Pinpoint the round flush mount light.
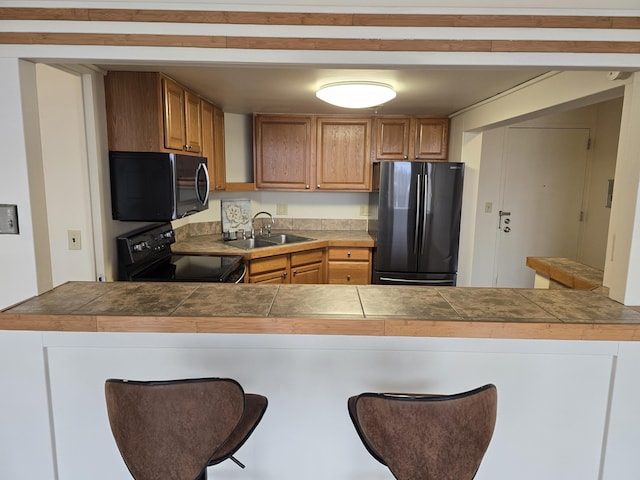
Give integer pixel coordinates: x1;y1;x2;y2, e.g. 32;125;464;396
315;82;397;109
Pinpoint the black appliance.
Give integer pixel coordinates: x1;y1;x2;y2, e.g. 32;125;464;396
369;161;464;286
117;223;244;283
109;151;209;221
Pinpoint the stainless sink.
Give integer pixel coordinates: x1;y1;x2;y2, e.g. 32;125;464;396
262;233;314;245
225;238;278;250
224;233;314;249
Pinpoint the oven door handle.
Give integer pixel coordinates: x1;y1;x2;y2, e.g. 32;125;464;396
196;162;210;206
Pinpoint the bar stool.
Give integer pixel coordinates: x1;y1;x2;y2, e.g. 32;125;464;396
348;384;497;480
105;377;267;480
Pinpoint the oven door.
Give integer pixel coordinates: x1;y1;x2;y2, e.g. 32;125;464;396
131;255;243;283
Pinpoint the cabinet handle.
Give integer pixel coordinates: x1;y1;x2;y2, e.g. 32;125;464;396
317;184;320;189
403;155;408;159
347;251;351;257
293;270;297;276
305;185;310;189
283;271;287;277
215;185;223;190
347;274;351;281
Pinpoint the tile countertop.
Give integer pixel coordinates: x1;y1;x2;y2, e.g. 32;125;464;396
3;282;640;341
526;256;604;291
170;230;375;259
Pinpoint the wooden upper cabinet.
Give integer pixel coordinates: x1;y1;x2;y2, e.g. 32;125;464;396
375;117;411;160
184;91;202;154
316;116;371;191
105;71;165;152
162;77;186;151
201;100;227;191
105;71;206;156
212;105;227;191
254;114;313;190
414;117;449;160
374;116;449;161
162;77;202;153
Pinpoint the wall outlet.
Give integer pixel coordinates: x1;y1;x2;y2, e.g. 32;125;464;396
360;205;369;216
276;204;288;215
68;230;82;250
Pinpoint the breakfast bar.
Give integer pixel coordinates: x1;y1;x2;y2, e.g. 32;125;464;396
2;283;640;480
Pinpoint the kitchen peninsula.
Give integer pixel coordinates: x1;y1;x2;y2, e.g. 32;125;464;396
2;283;640;480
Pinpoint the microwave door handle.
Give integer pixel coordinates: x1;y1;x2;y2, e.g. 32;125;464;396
196;162;210;206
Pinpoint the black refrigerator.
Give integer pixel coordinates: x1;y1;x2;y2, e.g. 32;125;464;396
369;161;464;286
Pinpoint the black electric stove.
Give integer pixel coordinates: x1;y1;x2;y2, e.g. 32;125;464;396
116;223;244;283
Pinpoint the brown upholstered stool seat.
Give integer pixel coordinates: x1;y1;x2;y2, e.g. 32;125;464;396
105;377;267;480
348;384;497;480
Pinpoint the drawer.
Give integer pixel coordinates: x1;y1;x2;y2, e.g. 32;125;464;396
328;247;370;262
291;248;323;268
249;254;288;276
328;262;370;284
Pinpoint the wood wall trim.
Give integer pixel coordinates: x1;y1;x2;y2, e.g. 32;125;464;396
0;8;639;29
1;32;639;54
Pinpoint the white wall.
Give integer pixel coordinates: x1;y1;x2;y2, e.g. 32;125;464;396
36;64;96;286
579;98;623;269
463;101;622;285
0;59;51;308
451;71;640;303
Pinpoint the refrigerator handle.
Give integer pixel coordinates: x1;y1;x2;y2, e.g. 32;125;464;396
414;174;421;254
420;173;428;254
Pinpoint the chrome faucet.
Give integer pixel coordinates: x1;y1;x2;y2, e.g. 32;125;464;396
251;211;275;238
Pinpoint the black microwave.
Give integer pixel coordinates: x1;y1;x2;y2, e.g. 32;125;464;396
109;151;209;221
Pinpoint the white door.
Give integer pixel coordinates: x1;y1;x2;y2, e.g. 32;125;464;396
495;127;590;287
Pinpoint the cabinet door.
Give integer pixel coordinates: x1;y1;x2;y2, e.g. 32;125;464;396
375;117;411;160
291;249;325;284
291;262;323;284
328;262;371;284
162;77;186;151
255;115;313;190
201;100;226;191
184;91;202;153
316;117;371;191
414;117;449;160
212;106;227;191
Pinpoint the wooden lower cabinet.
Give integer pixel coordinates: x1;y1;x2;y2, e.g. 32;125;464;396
248;247;369;284
290;249;324;284
248;248;325;284
327;247;371;284
248;255;289;284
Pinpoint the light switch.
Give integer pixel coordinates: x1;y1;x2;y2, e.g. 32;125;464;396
0;204;19;234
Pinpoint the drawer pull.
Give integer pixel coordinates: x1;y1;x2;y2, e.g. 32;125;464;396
347;251;351;257
347;274;351;281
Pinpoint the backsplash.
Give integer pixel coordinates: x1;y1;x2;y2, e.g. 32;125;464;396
174;218;367;242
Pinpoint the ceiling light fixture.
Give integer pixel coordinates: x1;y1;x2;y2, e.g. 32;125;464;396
316;82;396;109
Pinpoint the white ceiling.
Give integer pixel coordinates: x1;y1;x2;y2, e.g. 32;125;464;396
98;63;549;116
